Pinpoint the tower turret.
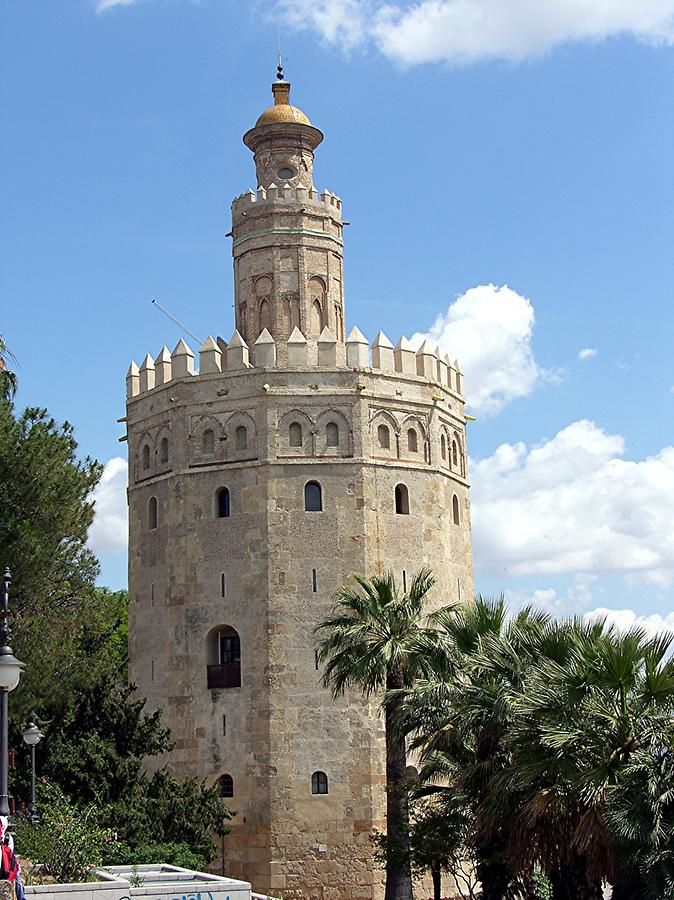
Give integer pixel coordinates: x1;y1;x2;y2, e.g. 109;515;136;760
233;68;345;356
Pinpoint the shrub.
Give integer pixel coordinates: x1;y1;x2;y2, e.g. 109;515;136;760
15;785;112;884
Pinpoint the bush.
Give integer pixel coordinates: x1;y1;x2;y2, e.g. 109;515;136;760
15;785;112;884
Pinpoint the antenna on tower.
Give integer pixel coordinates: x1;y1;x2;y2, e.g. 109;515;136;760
150;298;202;345
277;25;284;80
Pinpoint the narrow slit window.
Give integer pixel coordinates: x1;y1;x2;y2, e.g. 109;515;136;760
148;496;158;530
160;436;169;464
407;429;418;453
142;444;151;470
314;649;320;671
402;570;407;592
222;715;227;736
221;573;226;598
151;583;155;607
289;422;303;448
453;494;460;525
151;659;155;682
217;487;231;518
394;484;409;516
312;568;317;593
452;441;459;467
326;422;339;447
441;434;447;460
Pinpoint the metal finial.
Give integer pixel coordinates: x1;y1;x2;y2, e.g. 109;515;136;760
277;63;284;81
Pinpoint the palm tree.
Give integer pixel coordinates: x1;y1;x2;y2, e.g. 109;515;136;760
0;335;17;398
401;598;555;900
315;568;449;900
501;622;674;900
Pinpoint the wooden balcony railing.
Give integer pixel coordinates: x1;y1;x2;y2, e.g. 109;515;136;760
207;662;241;689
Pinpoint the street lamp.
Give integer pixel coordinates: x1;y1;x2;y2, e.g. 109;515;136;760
0;569;24;820
21;716;43;822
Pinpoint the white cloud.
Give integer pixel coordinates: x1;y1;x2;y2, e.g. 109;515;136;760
506;576;596;616
471;420;674;584
274;0;674;65
95;0;138;12
584;606;674;639
88;457;128;555
411;283;542;416
579;347;598;360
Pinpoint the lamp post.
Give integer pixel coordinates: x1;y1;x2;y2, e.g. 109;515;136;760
21;716;43;822
0;569;25;821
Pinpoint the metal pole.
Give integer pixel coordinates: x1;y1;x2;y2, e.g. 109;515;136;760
30;744;37;821
0;688;8;819
0;570;10;820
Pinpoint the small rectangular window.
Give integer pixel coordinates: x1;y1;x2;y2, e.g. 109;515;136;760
221;573;226;598
312;568;317;593
151;583;155;607
222;715;227;736
402;570;407;592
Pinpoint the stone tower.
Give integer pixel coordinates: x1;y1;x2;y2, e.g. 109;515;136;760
126;69;473;900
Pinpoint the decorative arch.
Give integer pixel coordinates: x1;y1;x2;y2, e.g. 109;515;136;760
258;298;271;335
316;409;350;456
370;410;399;457
224;411;257;458
279;409;314;455
157;426;171;468
191;416;223;461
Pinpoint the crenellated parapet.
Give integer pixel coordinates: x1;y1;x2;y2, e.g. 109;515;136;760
126;326;464;400
232;185;342;218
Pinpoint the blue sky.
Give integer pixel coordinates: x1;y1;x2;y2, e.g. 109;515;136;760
2;0;673;629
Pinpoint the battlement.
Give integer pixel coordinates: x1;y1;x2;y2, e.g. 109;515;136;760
231;185;342;216
126;327;464;400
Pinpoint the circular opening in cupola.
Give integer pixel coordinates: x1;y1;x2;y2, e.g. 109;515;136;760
277;167;295;180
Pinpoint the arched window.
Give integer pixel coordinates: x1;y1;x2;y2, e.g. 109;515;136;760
407;429;418;453
202;429;215;455
311;771;328;795
142;444;150;470
289;422;303;448
441;434;447;460
452;494;460;525
326;422;339;447
305;481;322;512
219;774;234;798
235;425;248;451
217;487;231;519
159;436;169;464
148;496;158;530
452;441;459;467
206;626;241;689
395;484;409;516
377;424;390;450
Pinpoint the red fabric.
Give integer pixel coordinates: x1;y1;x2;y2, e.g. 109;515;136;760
0;844;18;881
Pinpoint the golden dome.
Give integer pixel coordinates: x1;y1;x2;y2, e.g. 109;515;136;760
253;70;312;128
255;104;312;127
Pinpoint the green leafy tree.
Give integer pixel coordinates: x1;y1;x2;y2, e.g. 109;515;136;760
316;569;449;900
0;336;17;399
